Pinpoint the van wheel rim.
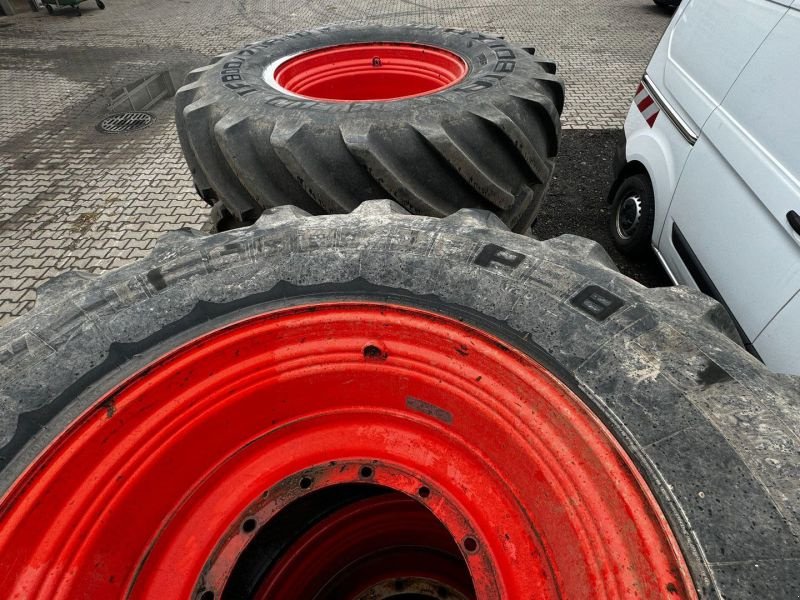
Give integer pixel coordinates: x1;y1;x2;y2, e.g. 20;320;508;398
617;193;643;239
0;302;696;599
268;43;468;101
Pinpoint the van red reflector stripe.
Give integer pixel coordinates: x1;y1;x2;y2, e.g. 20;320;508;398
635;80;659;128
637;95;655;112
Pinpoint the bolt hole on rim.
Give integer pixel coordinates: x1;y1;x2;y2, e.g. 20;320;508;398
0;303;696;599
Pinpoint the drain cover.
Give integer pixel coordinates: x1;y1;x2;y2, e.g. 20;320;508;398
97;112;154;134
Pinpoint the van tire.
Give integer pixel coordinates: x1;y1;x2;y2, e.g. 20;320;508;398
1;202;798;597
609;172;655;255
175;25;564;233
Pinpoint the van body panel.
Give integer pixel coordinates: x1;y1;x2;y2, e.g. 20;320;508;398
661;0;787;129
754;292;800;375
644;1;693;126
657;218;697;286
658;4;800;370
662;133;800;340
720;7;800;202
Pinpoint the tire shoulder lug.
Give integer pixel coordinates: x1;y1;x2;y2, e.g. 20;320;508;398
254;205;312;228
34;271;98;308
545;234;619;272
443;208;510;231
351;199;410;216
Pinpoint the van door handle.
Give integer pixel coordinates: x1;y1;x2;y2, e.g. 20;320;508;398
789;211;800;235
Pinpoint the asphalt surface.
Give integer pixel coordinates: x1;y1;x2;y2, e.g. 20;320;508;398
535;130;671;288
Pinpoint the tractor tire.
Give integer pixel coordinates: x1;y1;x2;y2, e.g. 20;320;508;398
175;25;564;233
0;202;797;598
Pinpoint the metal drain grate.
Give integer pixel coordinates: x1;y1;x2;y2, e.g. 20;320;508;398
97;112;154;134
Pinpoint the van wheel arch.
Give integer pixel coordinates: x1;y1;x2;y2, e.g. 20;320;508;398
607;160;650;204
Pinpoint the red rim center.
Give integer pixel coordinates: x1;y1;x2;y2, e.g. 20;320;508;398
247;488;475;599
0;303;696;599
273;43;468;101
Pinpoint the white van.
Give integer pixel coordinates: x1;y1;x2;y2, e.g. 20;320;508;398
609;0;800;375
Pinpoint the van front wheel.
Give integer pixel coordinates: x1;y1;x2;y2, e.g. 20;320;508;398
609;172;655;256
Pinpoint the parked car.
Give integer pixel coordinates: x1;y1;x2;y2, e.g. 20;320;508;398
608;0;800;374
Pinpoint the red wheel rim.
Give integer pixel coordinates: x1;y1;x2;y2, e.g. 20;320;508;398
271;43;468;101
249;492;475;599
0;302;697;599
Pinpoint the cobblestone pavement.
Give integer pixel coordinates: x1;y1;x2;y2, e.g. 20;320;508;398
0;0;672;323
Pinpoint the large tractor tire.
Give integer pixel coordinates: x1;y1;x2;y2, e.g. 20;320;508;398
0;202;797;598
175;25;563;232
